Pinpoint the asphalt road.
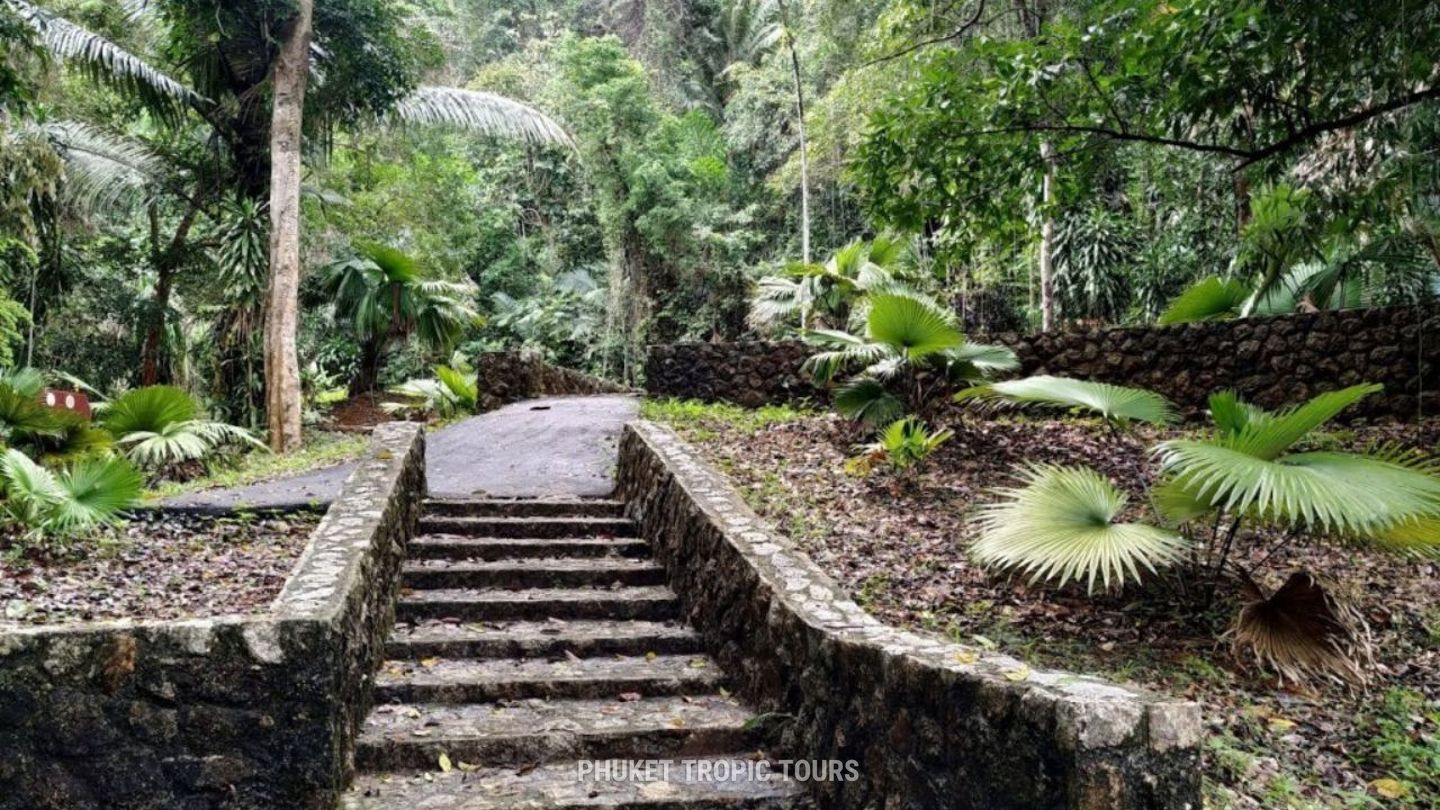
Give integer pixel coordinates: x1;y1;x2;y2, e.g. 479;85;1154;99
159;395;640;513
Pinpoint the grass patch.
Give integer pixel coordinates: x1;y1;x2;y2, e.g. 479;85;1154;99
144;431;369;500
642;398;814;441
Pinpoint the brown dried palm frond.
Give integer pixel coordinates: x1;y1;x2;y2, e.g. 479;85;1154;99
1230;571;1374;688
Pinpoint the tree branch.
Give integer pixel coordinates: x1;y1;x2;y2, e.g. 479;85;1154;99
863;0;987;67
950;84;1440;168
1233;84;1440;168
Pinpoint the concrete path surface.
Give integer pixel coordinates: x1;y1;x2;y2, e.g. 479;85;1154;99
160;395;640;512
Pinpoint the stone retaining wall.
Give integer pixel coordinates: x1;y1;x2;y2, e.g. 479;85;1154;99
476;350;632;411
617;421;1202;810
0;423;426;810
646;305;1440;419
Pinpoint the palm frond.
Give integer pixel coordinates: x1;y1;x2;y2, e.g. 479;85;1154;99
800;328;889;383
941;341;1020;377
0;383;64;442
834;377;904;426
865;292;963;359
1361;515;1440;559
971;464;1188;593
41;121;165;213
958;375;1178;425
1212;384;1381;460
434;365;478;412
1157;276;1252;325
1154;444;1440;536
0;367;46;397
1231;572;1372;686
747;276;802;328
1206;390;1268;438
102;386;259;468
1;448;61;505
101;385;196;436
47;455;143;532
391;87;574;148
14;1;201;117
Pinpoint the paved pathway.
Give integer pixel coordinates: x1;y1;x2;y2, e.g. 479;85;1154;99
161;395;639;512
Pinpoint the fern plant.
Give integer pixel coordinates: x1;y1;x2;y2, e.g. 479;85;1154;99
970;383;1440;685
100;386;264;471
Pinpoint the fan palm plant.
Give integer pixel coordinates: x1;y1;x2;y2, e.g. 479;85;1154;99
846;417;955;477
1;448;142;545
100;386;264;471
324;243;481;395
1157;276;1254;325
957;375;1178;428
803;290;1017;426
750;234;909;332
386;362;480;419
0;381;63;446
970;383;1440;684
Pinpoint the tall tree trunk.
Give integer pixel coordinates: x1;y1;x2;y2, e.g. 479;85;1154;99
140;265;175;386
263;0;313;453
141;204;201;386
777;0;810;264
1039;140;1057;331
790;50;810;265
1233;162;1252;235
350;339;383;398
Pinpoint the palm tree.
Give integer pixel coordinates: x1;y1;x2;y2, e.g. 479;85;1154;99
101;385;264;472
324;243;480;396
1;448;142;544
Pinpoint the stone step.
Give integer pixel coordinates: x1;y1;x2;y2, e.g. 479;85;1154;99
355;696;759;771
343;757;809;809
397;587;681;624
410;536;651;561
374;654;725;703
419;516;637;539
424;498;626;519
387;620;704;660
403;558;667;590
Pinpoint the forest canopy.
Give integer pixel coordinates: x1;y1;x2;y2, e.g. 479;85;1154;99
0;0;1437;424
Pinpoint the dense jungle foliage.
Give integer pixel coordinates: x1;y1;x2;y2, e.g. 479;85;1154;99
0;0;1437;416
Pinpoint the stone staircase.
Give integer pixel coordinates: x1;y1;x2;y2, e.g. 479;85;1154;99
342;498;808;809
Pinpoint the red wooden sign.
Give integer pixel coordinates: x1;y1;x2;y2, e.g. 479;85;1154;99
42;389;92;419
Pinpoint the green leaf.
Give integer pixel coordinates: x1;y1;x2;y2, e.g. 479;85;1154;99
1154;444;1440;536
971;464;1187;593
834;378;904;427
1214;384;1381;460
48;456;143;532
958;375;1177;425
1157;276;1252;325
865;293;963;359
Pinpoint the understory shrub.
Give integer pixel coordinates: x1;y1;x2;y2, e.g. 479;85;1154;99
968;382;1440;686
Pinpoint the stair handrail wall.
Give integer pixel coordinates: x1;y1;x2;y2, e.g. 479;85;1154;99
617;420;1203;810
0;423;427;809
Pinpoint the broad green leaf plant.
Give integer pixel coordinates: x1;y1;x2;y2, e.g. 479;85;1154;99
846;417;954;478
803;290;1017;427
971;383;1440;685
100;386;265;472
